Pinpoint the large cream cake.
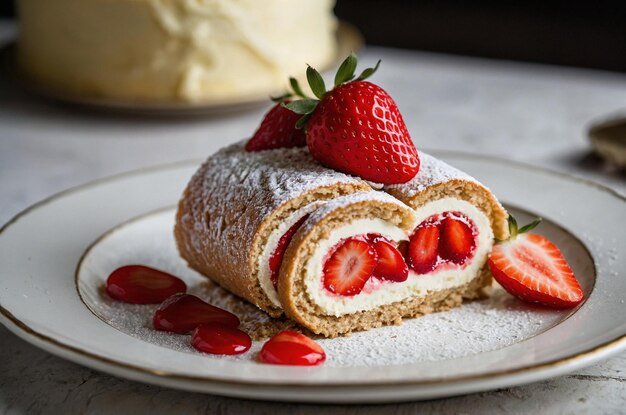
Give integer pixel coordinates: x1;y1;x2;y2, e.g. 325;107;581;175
17;0;338;102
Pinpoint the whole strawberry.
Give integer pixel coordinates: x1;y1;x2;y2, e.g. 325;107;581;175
282;53;420;184
245;103;306;152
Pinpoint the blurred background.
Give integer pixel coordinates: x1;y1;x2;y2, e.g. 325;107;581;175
7;0;626;72
0;1;625;413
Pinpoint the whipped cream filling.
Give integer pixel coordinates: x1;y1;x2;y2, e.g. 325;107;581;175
304;198;494;316
259;202;325;307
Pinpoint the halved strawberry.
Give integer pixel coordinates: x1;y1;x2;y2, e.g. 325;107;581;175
244;103;306;152
488;216;584;309
322;237;378;296
268;214;309;289
153;294;240;333
259;330;326;366
371;238;409;282
439;215;476;264
408;224;440;274
105;265;187;304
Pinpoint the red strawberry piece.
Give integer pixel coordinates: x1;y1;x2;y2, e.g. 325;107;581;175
366;233;394;244
192;323;251;355
306;81;419;184
269;214;309;289
245;104;306;152
488;216;583;309
279;53;420;184
322;237;378;296
153;294;240;333
439;216;476;264
259;330;326;366
106;265;186;304
408;225;440;274
397;240;409;259
371;238;409;282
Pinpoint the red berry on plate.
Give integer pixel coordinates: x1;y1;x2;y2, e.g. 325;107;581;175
153;294;240;333
488;216;584;309
259;330;326;366
105;265;186;304
269;214;309;289
279;53;420;184
408;224;440;274
245;103;306;152
322;237;378;296
439;215;476;264
192;323;251;355
371;238;409;282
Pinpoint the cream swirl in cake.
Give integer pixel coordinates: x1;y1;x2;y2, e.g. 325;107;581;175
302;196;494;316
258;201;326;308
175;143;508;336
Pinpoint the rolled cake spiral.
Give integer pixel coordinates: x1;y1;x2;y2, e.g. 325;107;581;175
174;143;369;317
175;143;508;336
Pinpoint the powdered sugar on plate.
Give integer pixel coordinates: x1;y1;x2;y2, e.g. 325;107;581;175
77;209;572;367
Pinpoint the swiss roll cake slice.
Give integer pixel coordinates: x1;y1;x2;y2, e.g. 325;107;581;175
277;154;508;337
278;192;418;336
174;143;369;317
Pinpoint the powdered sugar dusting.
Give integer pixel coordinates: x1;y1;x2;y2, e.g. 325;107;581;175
176;141;366;286
319;287;557;366
78;209;570;367
386;152;478;197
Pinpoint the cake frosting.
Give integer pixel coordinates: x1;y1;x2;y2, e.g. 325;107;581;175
18;0;338;102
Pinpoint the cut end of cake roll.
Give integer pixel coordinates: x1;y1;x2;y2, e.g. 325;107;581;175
277;186;502;337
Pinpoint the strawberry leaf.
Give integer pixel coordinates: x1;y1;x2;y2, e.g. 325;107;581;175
518;218;542;234
508;215;519;239
355;59;381;81
289;77;307;98
270;93;293;103
295;113;312;130
306;65;326;99
282;99;318;115
334;52;357;86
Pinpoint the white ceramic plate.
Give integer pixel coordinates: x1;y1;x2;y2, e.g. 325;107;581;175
0;152;624;403
0;23;362;116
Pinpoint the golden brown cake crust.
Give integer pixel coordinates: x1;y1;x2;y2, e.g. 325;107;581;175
175;146;507;334
174;142;369;316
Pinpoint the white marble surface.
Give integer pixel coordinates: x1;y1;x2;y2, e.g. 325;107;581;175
0;20;625;414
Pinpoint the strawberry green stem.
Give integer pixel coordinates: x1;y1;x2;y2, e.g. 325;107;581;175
500;215;542;243
276;52;382;130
